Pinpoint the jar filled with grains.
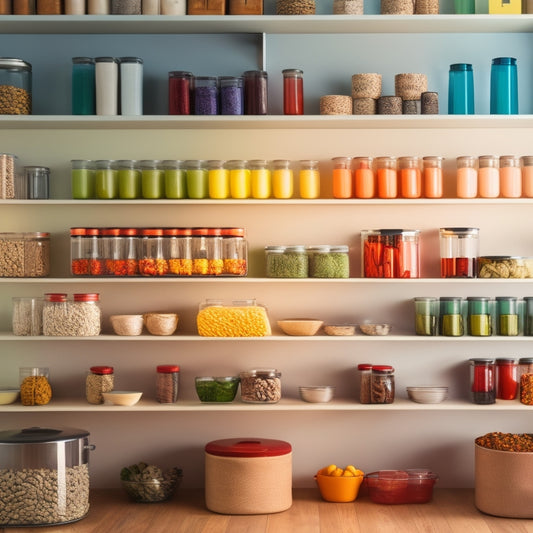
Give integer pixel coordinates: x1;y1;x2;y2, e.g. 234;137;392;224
240;368;281;403
156;365;180;403
139;228;169;276
0;231;50;278
86;366;114;404
194;76;218;115
0;153;18;199
358;363;372;404
307;245;349;278
0;58;31;115
221;227;247;276
19;366;52;406
265;245;308;278
12;296;44;336
333;0;363;14
370;365;395;404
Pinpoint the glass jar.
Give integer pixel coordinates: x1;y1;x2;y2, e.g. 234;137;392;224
282;69;304;115
376;156;398;199
495;296;519;336
331;156;352;199
101;227;121;275
118;227;139;276
265;245;308;278
357;363;372;404
166;227;192;276
422;156;444;198
95;57;118;116
361;229;420;278
219;76;244;115
206;228;223;276
70;227;88;276
84;228;104;276
221;227;247;276
207;160;229;199
140;160;164;199
470;358;495;405
117;159;141;199
519;357;533;405
478;155;499;198
24;166;49;200
467;296;491;336
194;76;218;115
163;159;187;199
299;159;320;199
240;368;281;403
19;367;51;406
71;159;95;199
354;156;374;199
439;296;464;337
414;296;438;336
250;159;271;199
185;160;208;199
168;71;193;115
0;231;50;278
95;159;118;199
490;57;518;115
495;358;518;400
139;228;168;276
0;153;18;199
333;0;363;14
12;296;44;336
111;0;140;12
521;156;533;198
307;245;349;278
191;227;209;276
524;296;533;336
72;293;101;336
156;365;180;403
72;57;95;115
370;365;395;404
271;159;294;199
228;160;251;199
456;155;478;198
499;155;522;198
0;58;31;115
243;70;268;115
86;366;114;404
439;227;479;278
399;156;422;199
119;57;143;116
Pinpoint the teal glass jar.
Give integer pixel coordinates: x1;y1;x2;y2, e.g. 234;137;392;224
467;296;492;336
496;296;519;336
439;297;464;336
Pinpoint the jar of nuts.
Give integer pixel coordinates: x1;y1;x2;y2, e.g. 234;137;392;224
0;58;32;115
240;368;282;403
370;365;395;404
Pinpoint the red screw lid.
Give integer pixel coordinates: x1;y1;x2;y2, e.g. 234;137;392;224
221;227;245;237
90;366;114;375
45;293;67;302
141;228;164;236
86;228;100;236
372;365;394;373
101;228;121;236
120;228;138;236
191;228;209;236
70;227;86;236
358;364;373;371
205;438;292;458
74;293;99;302
157;365;180;373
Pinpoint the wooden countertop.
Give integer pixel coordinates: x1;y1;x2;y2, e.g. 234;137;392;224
2;489;533;533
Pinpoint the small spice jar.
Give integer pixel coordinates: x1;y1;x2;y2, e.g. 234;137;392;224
478;155;499;198
240;368;282;403
139;228;169;276
168;71;193;115
156;365;180;403
469;358;496;405
370;365;395;404
376;156;398;199
95;159;118;199
265;245;308;278
354;156;375;199
185;159;208;199
0;153;18;199
519;357;533;405
395;73;428;101
194;76;218;115
219;76;244;115
228;160;251;199
166;227;192;276
495;296;519;336
439;296;464;336
140;159;165;199
414;296;438;336
250;159;271;199
307;245;349;278
357;363;372;404
495;358;518;400
499;155;522;198
282;69;304;115
467;296;492;336
86;366;114;405
271;159;294;199
221;227;247;276
163;159;187;199
399;156;422;199
298;159;320;199
117;159;141;199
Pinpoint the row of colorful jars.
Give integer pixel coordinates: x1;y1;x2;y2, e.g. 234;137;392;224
71;159;321;200
70;227;247;277
456;155;533;198
415;296;533;337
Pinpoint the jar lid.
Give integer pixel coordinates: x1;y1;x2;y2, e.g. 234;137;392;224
264;245;286;253
120;228;138;236
45;293;67;302
86;228;100;236
163;228;180;236
169;70;193;78
330;245;349;253
205;438;291;458
0;426;89;444
119;57;143;64
358;363;373;371
72;57;94;64
157;365;180;373
90;366;113;375
284;245;306;252
495;358;518;365
74;293;99;302
372;365;394;373
469;358;495;364
191;227;209;236
141;228;164;236
240;368;281;378
439;227;479;236
70;227;86;236
95;56;118;63
0;57;31;70
519;358;533;364
492;57;516;65
450;63;473;71
306;245;330;253
101;228;121;236
220;227;245;237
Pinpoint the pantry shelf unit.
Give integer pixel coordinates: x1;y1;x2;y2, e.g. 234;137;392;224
0;397;529;413
0;14;533;35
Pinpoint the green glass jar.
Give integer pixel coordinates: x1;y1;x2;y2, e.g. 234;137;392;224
117;159;141;199
141;160;164;199
185;160;208;199
467;296;492;336
439;296;464;336
496;296;519;336
71;159;95;199
163;159;187;199
95;160;118;199
265;245;308;278
414;297;438;336
307;245;349;278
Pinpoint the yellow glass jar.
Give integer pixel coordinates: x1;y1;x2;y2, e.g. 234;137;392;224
299;159;320;199
228;160;251;199
250;159;271;199
272;159;293;199
207;160;230;199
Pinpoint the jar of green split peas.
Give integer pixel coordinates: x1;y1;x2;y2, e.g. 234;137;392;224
163;159;187;199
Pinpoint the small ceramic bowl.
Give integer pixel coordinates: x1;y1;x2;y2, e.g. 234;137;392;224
407;386;448;404
110;314;144;336
323;324;356;336
102;391;142;406
143;313;179;336
277;319;323;336
314;471;364;503
299;386;335;403
0;388;20;405
358;323;391;336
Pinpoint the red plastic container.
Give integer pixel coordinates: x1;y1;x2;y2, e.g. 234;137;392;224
365;469;438;504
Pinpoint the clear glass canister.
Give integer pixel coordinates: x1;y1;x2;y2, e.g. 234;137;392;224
221;227;247;276
101;227;121;275
399;156;422;199
24;166;49;200
0;231;50;278
478;155;499;198
219;76;244;115
168;71;193;115
299;159;320;199
206;228;223;275
467;296;491;336
307;245;349;278
70;227;89;276
86;366;114;404
439;296;464;336
332;156;352;199
250;159;271;199
156;364;180;403
0;153;18;199
422;156;444;199
71;159;95;199
361;229;420;278
357;363;372;404
19;366;52;406
370;365;395;404
456;155;478;198
499;155;522;198
118;227;139;276
414;296;438;336
243;70;268;115
166;227;192;276
265;245;308;278
495;296;519;336
0;58;31;115
240;368;281;403
519;357;533;405
271;159;293;199
376;156;398;199
439;227;479;278
194;76;218;115
469;358;495;404
495;358;518;400
12;296;44;336
66;293;102;337
139;228;169;276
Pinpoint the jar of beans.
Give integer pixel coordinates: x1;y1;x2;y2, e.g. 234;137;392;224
307;245;349;278
240;368;282;403
86;366;114;404
0;58;32;115
371;365;395;404
156;365;180;403
265;245;308;278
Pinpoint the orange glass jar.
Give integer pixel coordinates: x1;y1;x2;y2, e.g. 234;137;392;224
399;156;422;199
332;156;352;199
353;157;374;199
376;157;398;199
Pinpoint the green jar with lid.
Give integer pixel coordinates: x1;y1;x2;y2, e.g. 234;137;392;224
439;296;464;336
307;245;349;278
414;297;438;336
265;245;308;278
496;296;519;336
467;296;492;336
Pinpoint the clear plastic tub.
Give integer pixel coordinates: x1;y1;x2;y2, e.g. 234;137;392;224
365;469;438;504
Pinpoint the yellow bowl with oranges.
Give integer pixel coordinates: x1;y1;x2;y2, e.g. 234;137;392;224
314;464;364;503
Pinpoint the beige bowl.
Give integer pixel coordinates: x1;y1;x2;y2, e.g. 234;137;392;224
110;314;144;336
0;388;19;405
358;323;391;336
299;386;335;403
278;319;323;336
102;391;142;406
143;313;179;336
324;324;356;336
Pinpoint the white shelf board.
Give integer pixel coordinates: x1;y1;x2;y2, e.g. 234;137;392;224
0;397;528;412
1;14;533;35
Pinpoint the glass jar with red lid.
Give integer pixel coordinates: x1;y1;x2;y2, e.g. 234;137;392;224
371;365;394;404
42;293;68;336
166;227;192;276
139;228;169;276
357;363;372;404
495;358;518;400
156;364;180;403
469;358;495;404
72;293;101;336
101;227;121;275
86;365;114;404
117;227;139;276
70;227;89;276
221;227;247;276
86;227;104;276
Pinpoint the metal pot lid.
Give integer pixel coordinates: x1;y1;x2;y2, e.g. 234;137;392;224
0;426;89;444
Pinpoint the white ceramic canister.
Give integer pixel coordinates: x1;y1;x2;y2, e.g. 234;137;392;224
95;57;118;116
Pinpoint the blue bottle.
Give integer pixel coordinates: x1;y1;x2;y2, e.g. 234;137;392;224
72;57;95;115
490;57;518;115
448;63;475;115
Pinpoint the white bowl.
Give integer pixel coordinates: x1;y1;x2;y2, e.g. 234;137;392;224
102;391;142;406
407;386;448;404
110;314;144;336
299;386;335;403
0;388;19;405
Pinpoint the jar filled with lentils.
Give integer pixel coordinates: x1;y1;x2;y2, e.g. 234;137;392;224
86;366;114;404
240;368;281;403
156;365;180;403
276;0;315;14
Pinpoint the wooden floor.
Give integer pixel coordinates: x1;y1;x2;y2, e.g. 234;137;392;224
2;489;533;533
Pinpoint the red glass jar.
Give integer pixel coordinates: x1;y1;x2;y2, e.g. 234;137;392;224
168;71;193;115
469;358;495;404
496;358;518;400
282;69;303;115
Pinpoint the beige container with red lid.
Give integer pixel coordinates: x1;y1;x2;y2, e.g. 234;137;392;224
205;438;292;514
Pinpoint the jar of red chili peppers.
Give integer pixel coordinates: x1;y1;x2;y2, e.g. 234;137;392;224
117;227;139;276
469;358;496;404
361;229;420;278
496;358;518;400
139;228;169;276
